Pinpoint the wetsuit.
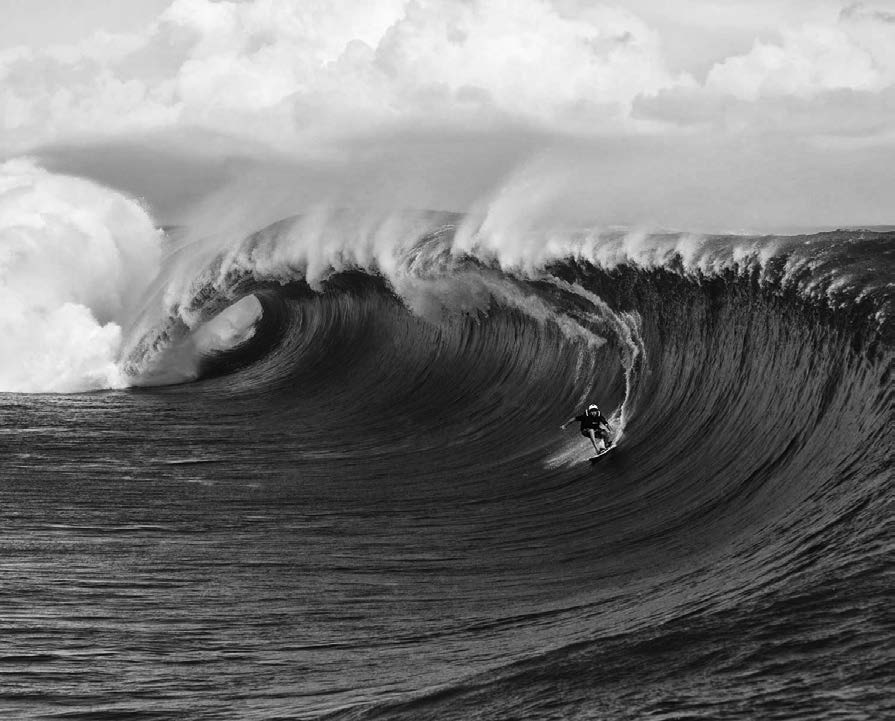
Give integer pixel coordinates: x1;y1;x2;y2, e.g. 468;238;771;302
575;413;610;442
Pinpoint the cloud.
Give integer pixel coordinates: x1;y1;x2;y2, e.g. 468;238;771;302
5;0;895;152
705;25;889;101
705;2;895;101
2;0;894;232
632;1;895;147
371;1;684;122
636;85;895;142
0;0;692;151
841;2;895;23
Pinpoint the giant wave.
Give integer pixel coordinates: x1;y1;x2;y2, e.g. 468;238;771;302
0;160;892;719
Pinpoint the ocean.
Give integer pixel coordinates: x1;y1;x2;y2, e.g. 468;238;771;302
1;214;892;720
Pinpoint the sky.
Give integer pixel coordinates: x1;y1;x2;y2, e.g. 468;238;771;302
1;0;894;230
0;0;173;50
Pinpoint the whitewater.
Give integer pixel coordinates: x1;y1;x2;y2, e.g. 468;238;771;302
1;156;892;720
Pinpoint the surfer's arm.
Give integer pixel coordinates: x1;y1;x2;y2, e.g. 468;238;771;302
560;416;578;430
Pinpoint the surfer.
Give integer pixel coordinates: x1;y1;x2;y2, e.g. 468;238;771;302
561;404;612;456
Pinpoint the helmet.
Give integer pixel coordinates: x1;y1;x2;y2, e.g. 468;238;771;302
587;404;599;413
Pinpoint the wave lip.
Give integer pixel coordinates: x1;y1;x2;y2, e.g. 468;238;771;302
120;209;892;395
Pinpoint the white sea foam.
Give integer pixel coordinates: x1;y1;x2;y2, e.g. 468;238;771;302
193;295;263;353
1;154;874;394
0;159;161;392
112;156;845;391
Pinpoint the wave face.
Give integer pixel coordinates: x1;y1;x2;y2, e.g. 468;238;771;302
1;202;892;719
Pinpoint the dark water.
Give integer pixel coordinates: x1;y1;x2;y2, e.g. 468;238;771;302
1;226;892;720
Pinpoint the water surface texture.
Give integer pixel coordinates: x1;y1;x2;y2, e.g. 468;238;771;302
2;223;892;720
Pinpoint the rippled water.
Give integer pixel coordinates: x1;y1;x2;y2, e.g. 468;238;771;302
1;230;892;720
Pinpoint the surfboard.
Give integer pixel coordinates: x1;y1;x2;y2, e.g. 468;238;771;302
589;445;616;463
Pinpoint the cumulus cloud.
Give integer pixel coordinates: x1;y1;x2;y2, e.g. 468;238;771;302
2;0;894;231
4;0;895;152
705;24;888;101
372;1;682;120
0;0;692;150
841;2;895;24
634;1;895;145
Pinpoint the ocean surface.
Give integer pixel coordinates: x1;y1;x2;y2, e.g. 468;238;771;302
1;217;892;720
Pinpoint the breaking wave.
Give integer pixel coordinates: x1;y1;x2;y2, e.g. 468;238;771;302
2;161;892;718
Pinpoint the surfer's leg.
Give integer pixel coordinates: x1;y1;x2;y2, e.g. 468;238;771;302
585;429;600;454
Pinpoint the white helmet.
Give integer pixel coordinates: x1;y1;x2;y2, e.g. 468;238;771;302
587;404;599;413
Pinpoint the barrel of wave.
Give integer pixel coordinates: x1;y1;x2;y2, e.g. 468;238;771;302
0;159;162;393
